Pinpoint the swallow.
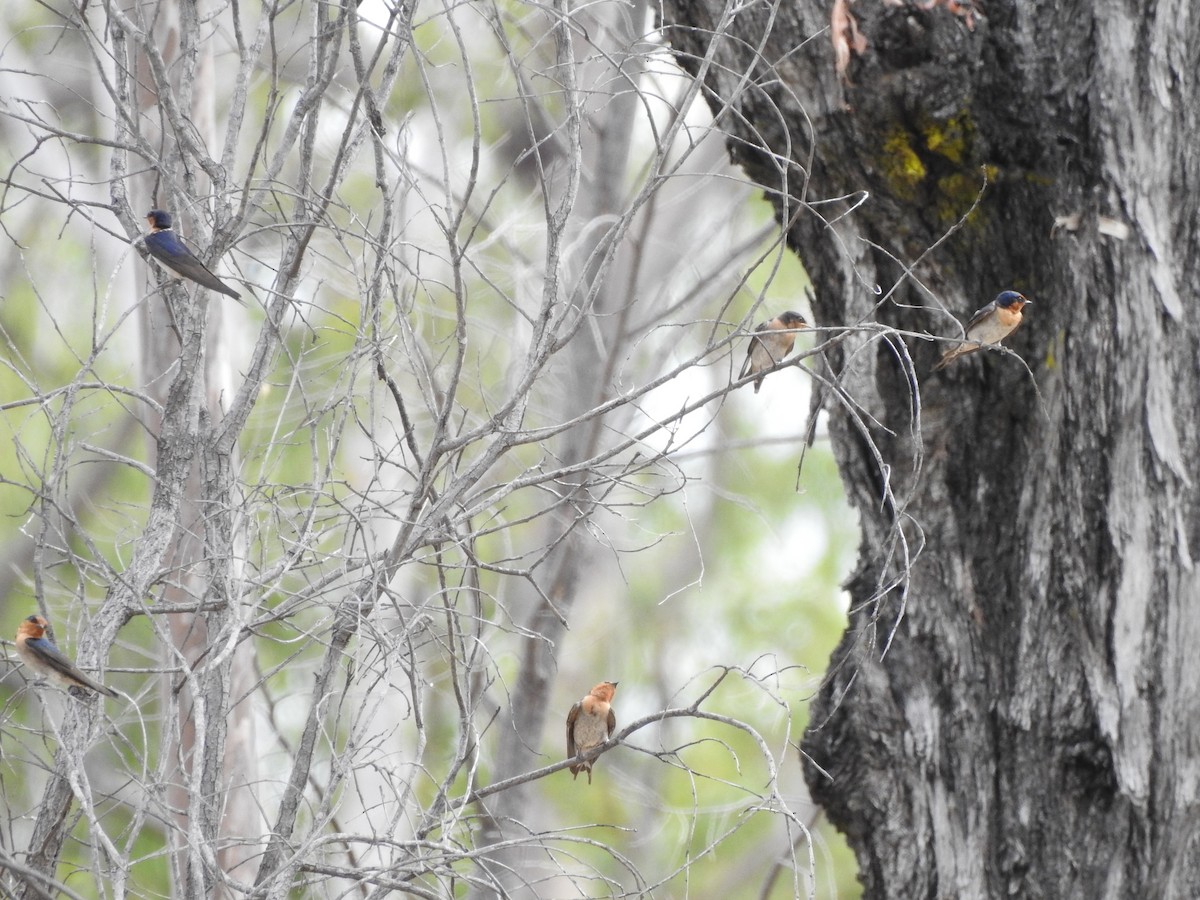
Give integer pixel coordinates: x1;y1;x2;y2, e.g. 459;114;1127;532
739;310;807;392
934;291;1030;371
144;209;242;300
15;614;118;699
566;681;618;784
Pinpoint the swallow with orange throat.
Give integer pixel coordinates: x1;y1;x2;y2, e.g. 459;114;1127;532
15;614;118;699
567;681;618;783
934;291;1031;371
740;310;807;392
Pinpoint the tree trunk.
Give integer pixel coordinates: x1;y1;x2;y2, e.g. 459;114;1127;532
661;1;1200;896
137;3;262;893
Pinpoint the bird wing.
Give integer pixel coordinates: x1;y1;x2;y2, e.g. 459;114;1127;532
28;639;86;681
146;233;242;299
606;707;616;739
739;322;769;379
962;301;997;333
566;702;581;758
144;231;196;270
27;638;116;696
26;637;74;672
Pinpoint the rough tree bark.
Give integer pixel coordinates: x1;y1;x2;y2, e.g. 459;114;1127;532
134;4;263;894
661;1;1200;897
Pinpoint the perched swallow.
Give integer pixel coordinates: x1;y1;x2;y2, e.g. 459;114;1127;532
566;681;618;784
934;291;1031;371
740;310;807;392
144;209;242;300
15;615;118;699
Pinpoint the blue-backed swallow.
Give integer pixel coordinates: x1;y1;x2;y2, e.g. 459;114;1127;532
740;310;807;392
934;291;1031;371
567;681;618;784
144;210;242;300
15;614;118;699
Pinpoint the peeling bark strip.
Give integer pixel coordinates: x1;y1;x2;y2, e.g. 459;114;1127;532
661;0;1200;897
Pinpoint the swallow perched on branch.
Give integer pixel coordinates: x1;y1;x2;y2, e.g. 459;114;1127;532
144;209;242;300
934;291;1031;371
15;614;118;699
740;310;807;392
566;681;618;783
